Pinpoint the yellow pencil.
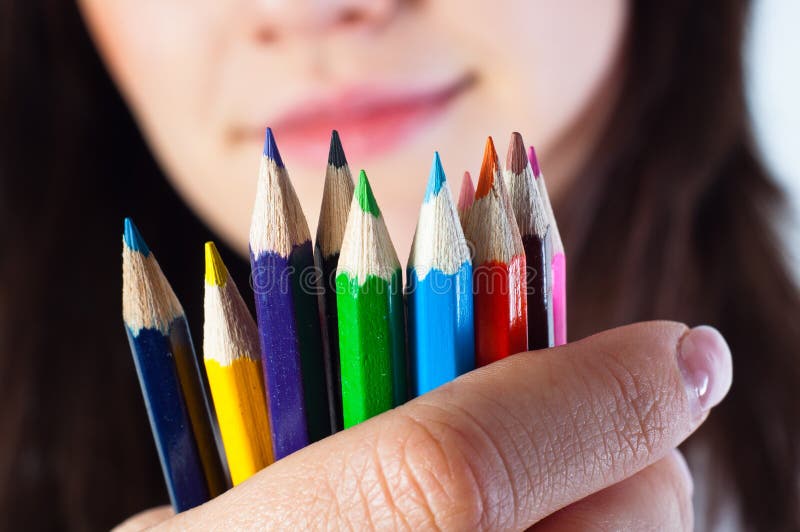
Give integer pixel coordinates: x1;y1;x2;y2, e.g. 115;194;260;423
203;242;274;485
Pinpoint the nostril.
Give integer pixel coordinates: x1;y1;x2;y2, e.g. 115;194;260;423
254;26;278;44
337;7;364;27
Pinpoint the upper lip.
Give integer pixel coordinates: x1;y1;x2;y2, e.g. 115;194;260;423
229;72;476;141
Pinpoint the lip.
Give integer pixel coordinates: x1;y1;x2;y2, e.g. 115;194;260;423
231;73;476;165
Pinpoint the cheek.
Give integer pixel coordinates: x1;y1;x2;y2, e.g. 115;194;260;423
433;0;628;150
78;0;231;161
79;0;247;245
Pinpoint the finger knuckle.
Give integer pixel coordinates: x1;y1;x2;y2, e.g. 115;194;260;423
363;412;485;530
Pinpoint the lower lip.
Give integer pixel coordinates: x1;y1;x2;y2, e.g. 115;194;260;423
239;76;473;165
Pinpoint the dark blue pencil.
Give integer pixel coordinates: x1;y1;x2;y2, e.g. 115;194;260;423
121;218;226;511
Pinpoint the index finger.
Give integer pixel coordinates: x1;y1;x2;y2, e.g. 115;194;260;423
162;321;731;530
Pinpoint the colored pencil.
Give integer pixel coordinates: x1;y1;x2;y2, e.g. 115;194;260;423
122;218;226;511
506;133;554;350
529;145;567;346
407;153;474;396
249;128;331;459
457;171;475;222
314;130;355;432
203;242;274;485
463;137;528;366
336;170;407;427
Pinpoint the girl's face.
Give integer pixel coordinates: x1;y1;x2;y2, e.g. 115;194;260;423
79;1;627;257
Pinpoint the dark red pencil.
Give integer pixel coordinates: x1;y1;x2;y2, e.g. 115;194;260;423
505;132;554;350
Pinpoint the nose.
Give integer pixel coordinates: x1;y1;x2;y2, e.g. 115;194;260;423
248;0;400;41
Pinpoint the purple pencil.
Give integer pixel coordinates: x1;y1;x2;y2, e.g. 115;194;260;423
249;128;331;460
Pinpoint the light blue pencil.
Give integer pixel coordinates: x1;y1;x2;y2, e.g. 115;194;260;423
407;153;475;396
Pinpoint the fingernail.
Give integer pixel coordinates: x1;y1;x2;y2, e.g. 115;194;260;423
677;325;733;421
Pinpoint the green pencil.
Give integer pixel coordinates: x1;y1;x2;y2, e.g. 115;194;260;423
336;170;407;428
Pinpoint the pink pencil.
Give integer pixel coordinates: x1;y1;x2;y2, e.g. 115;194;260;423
529;146;567;346
457;171;475;228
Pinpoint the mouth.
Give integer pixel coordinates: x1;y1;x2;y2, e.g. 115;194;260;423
230;72;476;165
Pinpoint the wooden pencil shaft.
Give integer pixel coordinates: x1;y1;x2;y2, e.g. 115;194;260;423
168;322;228;498
126;323;210;512
552;253;567;346
336;270;405;427
472;257;529;366
289;243;331;442
317;249;344;431
407;265;474;396
251;249;309;459
522;232;555;350
205;357;273;485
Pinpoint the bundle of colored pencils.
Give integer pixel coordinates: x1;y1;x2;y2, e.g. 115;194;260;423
122;129;565;511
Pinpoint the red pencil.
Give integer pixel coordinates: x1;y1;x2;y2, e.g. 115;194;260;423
463;137;528;366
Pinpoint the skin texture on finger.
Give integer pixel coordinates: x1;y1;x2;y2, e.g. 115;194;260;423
149;321;729;530
532;450;694;531
112;506;173;531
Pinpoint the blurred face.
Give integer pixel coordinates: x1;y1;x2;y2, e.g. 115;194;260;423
79;0;627;258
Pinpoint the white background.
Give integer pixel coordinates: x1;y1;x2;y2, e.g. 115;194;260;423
747;0;800;276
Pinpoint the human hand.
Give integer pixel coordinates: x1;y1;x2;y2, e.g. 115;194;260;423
116;321;731;531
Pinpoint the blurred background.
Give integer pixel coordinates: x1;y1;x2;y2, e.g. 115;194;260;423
748;0;800;275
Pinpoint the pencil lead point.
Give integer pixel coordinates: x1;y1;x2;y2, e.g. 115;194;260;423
528;145;542;177
424;152;446;202
123;217;150;256
263;127;284;168
507;132;529;174
328;130;347;168
476;136;499;199
458;171;475;212
355;169;381;217
204;241;228;287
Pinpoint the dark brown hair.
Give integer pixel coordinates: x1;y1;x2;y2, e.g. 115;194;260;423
1;1;798;530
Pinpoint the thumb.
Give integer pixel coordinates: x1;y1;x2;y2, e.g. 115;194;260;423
157;321;732;530
113;506;173;531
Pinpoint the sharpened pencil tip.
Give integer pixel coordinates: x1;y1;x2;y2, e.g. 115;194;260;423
507;132;529;174
123;217;150;256
355;169;381;217
528;145;541;177
424;152;447;202
263;127;285;168
458;171;475;212
204;241;228;287
476;136;499;199
328;130;347;168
